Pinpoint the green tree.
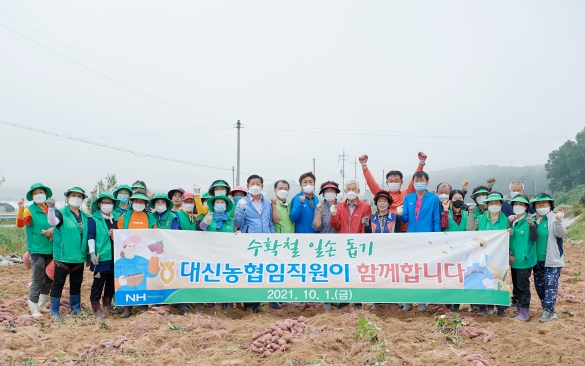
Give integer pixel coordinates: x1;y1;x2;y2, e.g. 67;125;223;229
86;174;118;212
545;128;585;192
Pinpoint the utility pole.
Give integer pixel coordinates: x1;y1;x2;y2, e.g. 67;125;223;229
236;120;242;186
382;170;385;187
313;158;316;177
338;148;350;190
533;179;536;197
232;166;235;188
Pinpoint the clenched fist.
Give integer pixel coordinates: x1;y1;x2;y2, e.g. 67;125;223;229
192;184;201;195
462;180;469;191
46;197;55;208
330;205;337;216
17;198;24;208
359;155;368;167
299;195;306;203
317;202;323;211
396;205;404;216
418;152;427;166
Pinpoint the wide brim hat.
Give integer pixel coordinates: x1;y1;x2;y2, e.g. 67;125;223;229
374;191;393;203
167;188;185;199
530;194;554;205
64;187;87;199
319;181;340;195
207;195;234;213
131;183;146;190
91;192;120;213
182;192;195;200
201;192;212;201
113;184;132;197
231;186;248;195
470;188;489;200
26;183;52;201
208;180;231;195
148;192;174;210
484;193;504;203
510;196;530;205
129;193;149;202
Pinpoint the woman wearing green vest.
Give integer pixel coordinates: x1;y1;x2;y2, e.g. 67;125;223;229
440;190;468;232
46;187;89;320
176;192;199;231
467;192;510;317
16;183;54;317
149;193;179;230
508;194;538;322
112;184;132;220
88;192;119;318
200;196;235;232
468;186;491;222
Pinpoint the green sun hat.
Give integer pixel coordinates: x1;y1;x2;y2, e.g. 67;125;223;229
510;196;530;205
26;183;53;201
201;192;211;201
470;188;489;200
483;193;504;203
113;184;132;197
208;180;231;195
148;192;174;210
64;187;87;199
131;183;146;190
91;192;120;213
530;193;554;204
129;192;149;202
207;195;234;213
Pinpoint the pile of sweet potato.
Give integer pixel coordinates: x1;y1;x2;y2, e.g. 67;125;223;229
250;316;310;357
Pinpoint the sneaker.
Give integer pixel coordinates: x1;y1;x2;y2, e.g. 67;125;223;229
370;303;380;310
401;303;413;311
551;312;558;320
477;307;487;316
417;304;426;312
468;305;476;312
487;306;494;315
497;309;507;317
175;304;189;313
539;310;554;322
324;303;332;311
269;302;282;309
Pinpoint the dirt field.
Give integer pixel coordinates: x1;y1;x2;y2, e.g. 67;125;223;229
1;244;585;366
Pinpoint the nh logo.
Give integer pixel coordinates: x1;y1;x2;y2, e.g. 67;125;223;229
126;293;146;302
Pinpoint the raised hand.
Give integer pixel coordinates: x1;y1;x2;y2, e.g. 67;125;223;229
299;195;306;203
17;198;24;208
396;205;404;216
46;197;56;208
317;202;323;211
442;200;451;211
486;178;496;188
238;199;247;210
359;155;368;167
556;209;565;222
418;152;427;166
462;180;469;191
193;184;201;195
330;204;337;216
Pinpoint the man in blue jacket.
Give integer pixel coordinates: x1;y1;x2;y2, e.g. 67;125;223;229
235;174;279;310
397;171;441;312
290;172;319;233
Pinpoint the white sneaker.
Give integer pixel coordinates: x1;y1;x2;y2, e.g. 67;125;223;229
27;299;43;317
468;305;476;312
487;306;494;315
401;303;413;311
417;304;427;312
38;294;50;313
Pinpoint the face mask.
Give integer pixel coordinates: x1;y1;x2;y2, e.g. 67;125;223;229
414;183;427;192
248;185;262;195
155;205;167;213
346;191;358;200
510;192;520;199
452;200;464;209
276;190;289;199
513;205;526;215
214;203;227;213
536;207;550;216
132;203;145;212
438;194;449;202
68;196;83;207
476;196;487;205
302;185;315;194
488;205;501;213
387;183;401;193
324;192;337;202
100;204;114;214
33;194;46;204
183;203;195;212
233;196;243;204
117;194;129;204
215;189;227;196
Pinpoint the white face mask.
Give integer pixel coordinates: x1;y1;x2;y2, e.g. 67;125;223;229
536;207;550;216
33;194;47;204
132;203;145;212
324;192;337;202
276;190;289;199
476;196;487;205
215;189;227;196
346;191;358;200
100;204;114;214
302;185;315;194
183;203;195;212
68;196;83;207
513;205;526;215
387;183;400;193
438;194;449;203
488;205;501;213
248;185;262;196
155;205;167;213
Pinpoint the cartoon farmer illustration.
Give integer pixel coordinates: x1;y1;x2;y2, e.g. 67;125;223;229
464;238;497;290
115;235;160;292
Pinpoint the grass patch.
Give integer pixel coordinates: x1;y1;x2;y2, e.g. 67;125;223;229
0;226;26;256
567;214;585;241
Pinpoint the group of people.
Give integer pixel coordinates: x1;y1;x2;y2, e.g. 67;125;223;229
16;151;566;323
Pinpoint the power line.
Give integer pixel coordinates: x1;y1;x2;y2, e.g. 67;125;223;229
0;22;232;126
0;10;235;124
242;129;306;164
0;119;232;171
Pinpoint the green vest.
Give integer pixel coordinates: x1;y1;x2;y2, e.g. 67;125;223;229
112;204;130;221
25;204;53;255
444;209;468;232
177;210;198;231
536;216;549;262
478;212;508;231
53;206;88;263
274;201;295;233
91;211;113;261
121;210;157;229
154;210;176;230
206;218;235;232
510;216;537;269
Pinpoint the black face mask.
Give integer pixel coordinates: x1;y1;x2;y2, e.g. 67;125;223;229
452;200;464;209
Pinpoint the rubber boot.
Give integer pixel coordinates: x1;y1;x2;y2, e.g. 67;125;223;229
91;301;106;318
511;304;521;318
27;299;43;317
50;297;61;320
102;297;118;315
70;294;82;315
269;302;282;309
137;305;149;314
38;294;50;313
516;306;530;322
120;306;133;318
